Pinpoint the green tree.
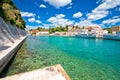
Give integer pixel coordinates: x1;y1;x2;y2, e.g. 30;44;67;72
9;19;15;24
76;25;78;29
49;26;68;33
65;25;68;31
0;0;26;29
103;28;112;33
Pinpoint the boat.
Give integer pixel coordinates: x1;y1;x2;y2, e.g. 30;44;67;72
75;34;96;39
75;29;97;39
103;34;120;41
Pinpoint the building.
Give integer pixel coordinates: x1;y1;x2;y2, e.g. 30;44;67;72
102;30;108;35
78;26;108;38
67;25;82;36
36;30;49;36
30;29;39;35
54;32;67;36
111;26;120;32
68;25;73;31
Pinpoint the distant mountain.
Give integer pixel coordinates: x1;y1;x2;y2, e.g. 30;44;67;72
0;0;25;29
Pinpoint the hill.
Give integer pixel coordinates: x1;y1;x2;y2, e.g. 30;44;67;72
0;0;25;29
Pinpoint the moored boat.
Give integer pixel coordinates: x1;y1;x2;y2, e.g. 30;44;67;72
75;34;96;38
103;34;120;41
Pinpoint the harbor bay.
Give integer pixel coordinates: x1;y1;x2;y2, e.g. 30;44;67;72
1;36;120;80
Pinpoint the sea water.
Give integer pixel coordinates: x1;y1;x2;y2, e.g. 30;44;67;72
1;36;120;80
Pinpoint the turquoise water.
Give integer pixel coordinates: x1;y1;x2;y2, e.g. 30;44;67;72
2;36;120;80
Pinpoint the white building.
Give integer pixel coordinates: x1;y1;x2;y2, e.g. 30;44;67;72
36;31;49;35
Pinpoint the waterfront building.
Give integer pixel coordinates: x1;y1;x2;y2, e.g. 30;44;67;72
67;25;81;36
54;32;67;36
111;26;120;32
36;30;49;36
30;29;39;35
76;26;108;38
68;25;73;31
103;27;120;40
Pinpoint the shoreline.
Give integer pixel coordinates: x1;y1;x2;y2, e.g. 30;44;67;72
30;35;120;41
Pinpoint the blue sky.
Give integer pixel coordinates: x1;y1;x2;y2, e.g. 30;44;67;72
13;0;120;29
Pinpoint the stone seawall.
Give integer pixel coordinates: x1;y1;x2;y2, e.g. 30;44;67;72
0;17;26;45
0;17;27;73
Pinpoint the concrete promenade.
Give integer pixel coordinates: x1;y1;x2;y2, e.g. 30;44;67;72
0;64;71;80
0;36;27;73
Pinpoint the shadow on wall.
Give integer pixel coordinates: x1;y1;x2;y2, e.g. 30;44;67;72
0;17;27;46
0;46;10;51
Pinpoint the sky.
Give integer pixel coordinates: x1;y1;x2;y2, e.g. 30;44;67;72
13;0;120;29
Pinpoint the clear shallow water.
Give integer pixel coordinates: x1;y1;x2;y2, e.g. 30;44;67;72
1;36;120;80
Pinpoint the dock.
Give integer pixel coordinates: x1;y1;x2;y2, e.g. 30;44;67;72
0;64;71;80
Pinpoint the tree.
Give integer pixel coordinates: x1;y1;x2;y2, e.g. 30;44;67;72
49;26;68;33
3;0;11;3
65;25;68;31
76;25;78;29
103;28;112;33
0;0;4;4
9;19;15;24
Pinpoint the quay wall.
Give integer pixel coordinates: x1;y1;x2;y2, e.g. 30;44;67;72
0;17;27;73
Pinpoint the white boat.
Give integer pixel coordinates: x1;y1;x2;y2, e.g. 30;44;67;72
103;34;120;41
75;34;96;38
75;29;96;39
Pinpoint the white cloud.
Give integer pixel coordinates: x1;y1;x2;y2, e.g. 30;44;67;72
26;24;50;30
37;16;40;19
97;0;120;10
102;17;120;24
96;0;101;4
42;24;53;28
67;6;72;9
73;12;82;18
28;17;41;24
80;17;85;21
87;11;108;20
112;16;119;18
115;7;120;11
28;17;35;22
47;14;74;26
56;14;65;18
20;12;35;17
67;3;72;9
36;20;42;24
40;4;46;8
87;0;120;21
75;20;100;27
26;25;39;30
44;0;72;9
70;3;73;6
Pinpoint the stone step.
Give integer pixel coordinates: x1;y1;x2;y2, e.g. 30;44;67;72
0;64;71;80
